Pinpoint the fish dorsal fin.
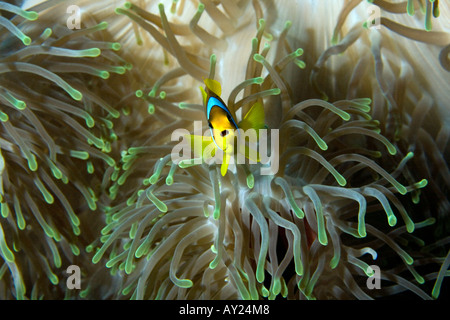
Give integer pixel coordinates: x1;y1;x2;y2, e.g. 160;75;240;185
204;78;222;97
199;86;207;106
238;102;265;131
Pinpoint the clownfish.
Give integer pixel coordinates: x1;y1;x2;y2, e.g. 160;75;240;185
197;78;266;176
200;78;239;151
200;78;265;150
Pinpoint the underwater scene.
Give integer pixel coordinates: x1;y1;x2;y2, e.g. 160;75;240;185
0;0;449;301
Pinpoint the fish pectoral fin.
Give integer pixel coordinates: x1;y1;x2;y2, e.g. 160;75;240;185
238;102;265;131
204;78;222;97
204;141;216;159
187;134;215;158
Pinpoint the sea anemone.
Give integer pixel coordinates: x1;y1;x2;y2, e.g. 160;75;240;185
0;0;448;300
87;0;449;300
0;0;129;299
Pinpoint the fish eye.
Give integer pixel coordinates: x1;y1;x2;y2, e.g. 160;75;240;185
220;130;229;137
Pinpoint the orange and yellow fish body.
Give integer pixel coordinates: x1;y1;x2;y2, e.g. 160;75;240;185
200;78;239;151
